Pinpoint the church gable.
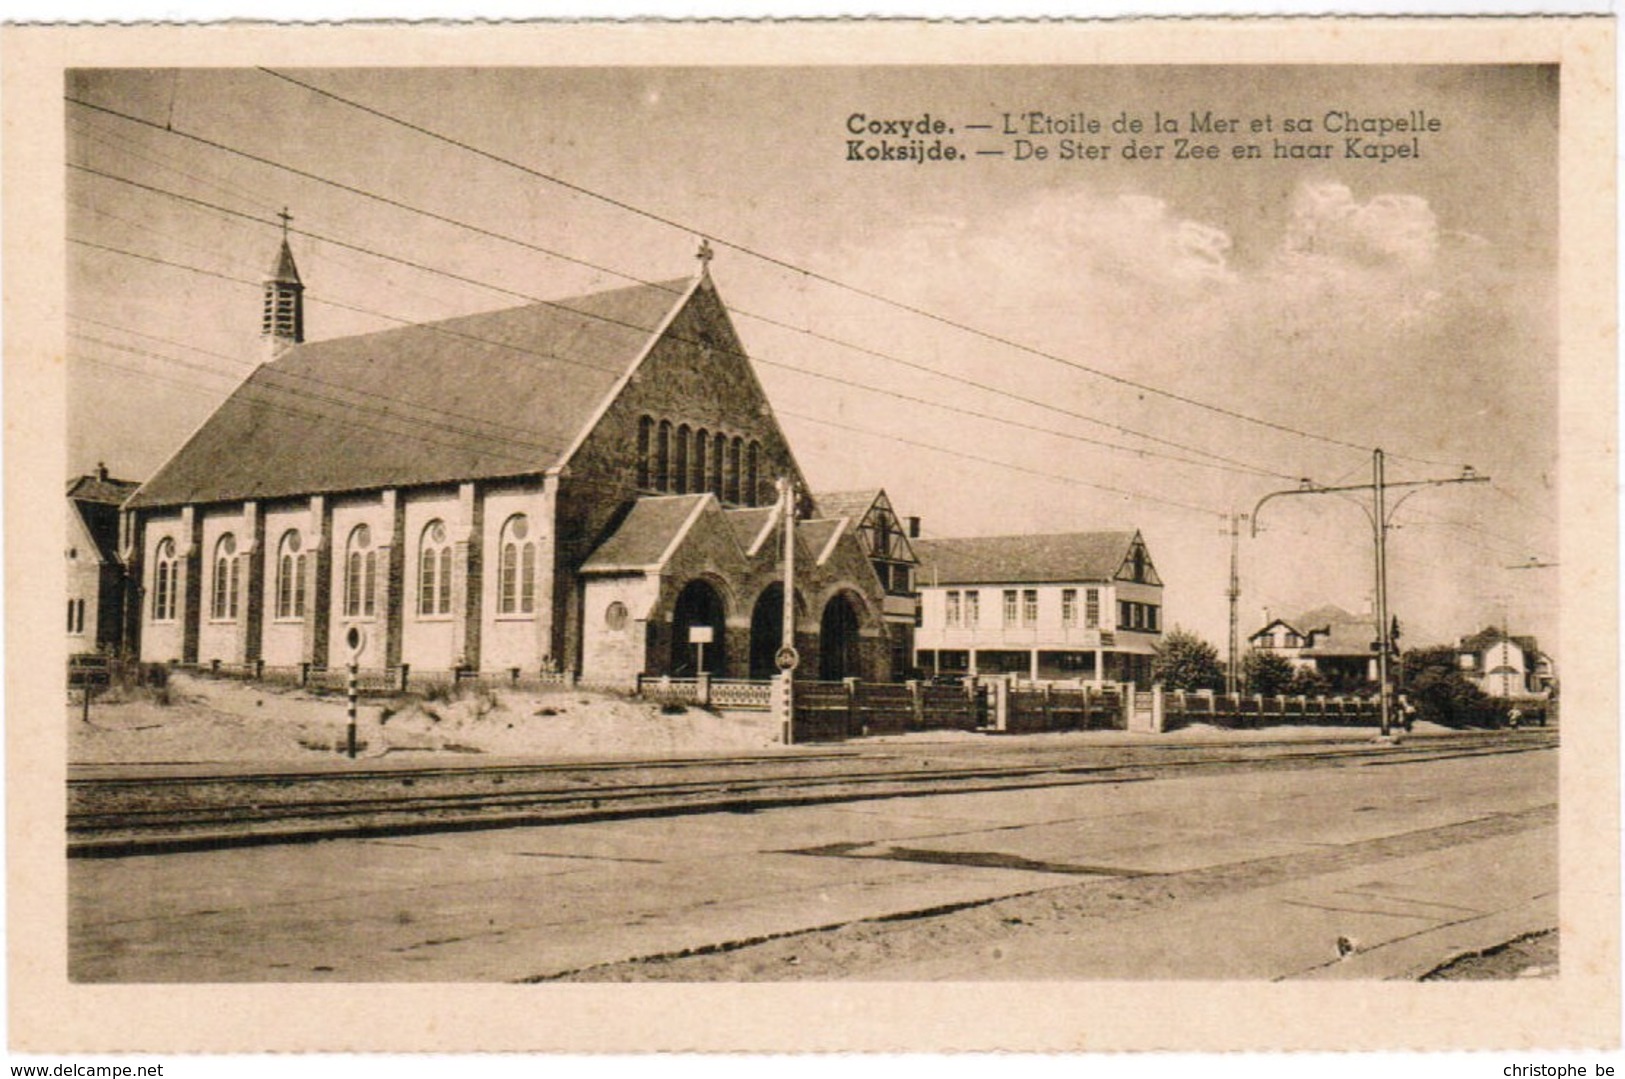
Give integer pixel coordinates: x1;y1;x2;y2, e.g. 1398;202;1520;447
563;272;809;512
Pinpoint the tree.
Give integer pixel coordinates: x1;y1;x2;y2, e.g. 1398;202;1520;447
1241;649;1295;696
1287;665;1331;697
1401;645;1508;728
1151;627;1225;691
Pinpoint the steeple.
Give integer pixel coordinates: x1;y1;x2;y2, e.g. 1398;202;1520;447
261;208;304;356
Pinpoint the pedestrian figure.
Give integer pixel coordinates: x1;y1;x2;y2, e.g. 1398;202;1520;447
1508;705;1523;730
1398;694;1417;732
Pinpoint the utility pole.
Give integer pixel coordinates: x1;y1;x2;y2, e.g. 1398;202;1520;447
782;477;797;665
1252;449;1487;738
1226;512;1245;696
1373;449;1391;736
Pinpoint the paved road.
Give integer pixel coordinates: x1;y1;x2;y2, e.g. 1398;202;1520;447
69;744;1555;982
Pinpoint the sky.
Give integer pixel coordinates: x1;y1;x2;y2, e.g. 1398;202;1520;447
65;63;1561;656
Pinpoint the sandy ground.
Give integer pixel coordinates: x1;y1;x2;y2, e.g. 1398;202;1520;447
69;673;784;764
68;673;1462;766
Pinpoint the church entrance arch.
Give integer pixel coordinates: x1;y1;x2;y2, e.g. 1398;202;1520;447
750;583;785;680
819;592;863;682
670;579;726;677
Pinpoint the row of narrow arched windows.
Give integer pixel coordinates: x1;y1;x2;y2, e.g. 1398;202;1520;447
156;516;539;625
636;416;763;506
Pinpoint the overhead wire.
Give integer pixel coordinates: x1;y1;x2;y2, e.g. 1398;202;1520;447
256;66;1467;471
69;160;1292;485
64;108;1298;483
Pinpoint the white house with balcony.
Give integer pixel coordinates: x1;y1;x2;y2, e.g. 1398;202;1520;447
912;530;1163;687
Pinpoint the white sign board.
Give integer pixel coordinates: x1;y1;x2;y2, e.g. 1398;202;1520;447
688;626;714;644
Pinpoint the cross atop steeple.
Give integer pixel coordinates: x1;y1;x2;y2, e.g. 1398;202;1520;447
696;238;714;268
277;206;293;240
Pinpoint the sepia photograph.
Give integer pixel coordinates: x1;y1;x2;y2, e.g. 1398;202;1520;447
7;16;1617;1054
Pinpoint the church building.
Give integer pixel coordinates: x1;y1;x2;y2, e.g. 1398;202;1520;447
121;233;895;685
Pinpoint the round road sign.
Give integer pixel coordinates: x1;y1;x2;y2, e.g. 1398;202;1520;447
774;645;800;672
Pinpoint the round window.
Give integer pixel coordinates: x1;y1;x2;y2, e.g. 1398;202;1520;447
605;601;628;631
353;524;371;548
287;531;302;553
510;515;529;541
429;522;446;545
221;534;237;556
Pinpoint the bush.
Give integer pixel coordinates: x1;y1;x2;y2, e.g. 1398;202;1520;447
1242;649;1296;696
1287;667;1331;697
1151;628;1225;692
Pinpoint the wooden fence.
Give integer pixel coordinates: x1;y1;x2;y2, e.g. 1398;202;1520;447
1005;684;1125;732
790;679;989;742
1163;690;1381;728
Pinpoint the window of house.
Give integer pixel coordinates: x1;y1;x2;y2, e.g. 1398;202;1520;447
1085;588;1100;628
211;533;239;621
499;514;536;616
1146;605;1160;632
418;520;453;617
152;537;178;622
605;600;628;631
1003;590;1018;627
637;416;653;489
68;598;85;635
945;590;960;627
276;529;307;620
746;441;761;508
1022;589;1038;626
344;524;377;619
674;425;690;494
1061;588;1077;626
965;590;979;627
1119;600;1132;629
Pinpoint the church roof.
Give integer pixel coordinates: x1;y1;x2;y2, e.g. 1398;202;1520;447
913;531;1140;586
581;494;710;573
128;277;694;509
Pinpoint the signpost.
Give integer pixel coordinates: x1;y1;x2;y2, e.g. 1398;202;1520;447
69;654;111;723
688;624;713;675
344;625;366;759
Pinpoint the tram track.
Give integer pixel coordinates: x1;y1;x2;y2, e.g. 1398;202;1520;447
68;729;1557;857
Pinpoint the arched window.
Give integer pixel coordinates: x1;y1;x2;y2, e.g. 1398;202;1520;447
344;524;377;619
656;420;672;493
674;425;691;495
711;431;726;496
499;514;536;616
275;530;307;619
746;441;761;508
152;537;178;622
211;533;240;620
691;428;708;496
726;436;743;504
418;519;453;617
636;415;654;489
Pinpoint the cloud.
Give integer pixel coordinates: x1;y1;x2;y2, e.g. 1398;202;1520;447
1279;182;1439;270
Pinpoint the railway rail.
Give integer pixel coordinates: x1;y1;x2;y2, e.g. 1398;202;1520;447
69;728;1558;857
